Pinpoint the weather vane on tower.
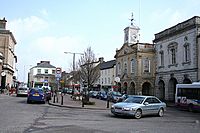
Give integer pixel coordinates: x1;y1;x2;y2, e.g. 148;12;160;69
130;12;134;26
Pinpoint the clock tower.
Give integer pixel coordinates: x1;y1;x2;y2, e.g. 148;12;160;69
124;13;140;44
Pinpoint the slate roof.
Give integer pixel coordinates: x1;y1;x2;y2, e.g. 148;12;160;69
34;61;56;68
100;60;116;70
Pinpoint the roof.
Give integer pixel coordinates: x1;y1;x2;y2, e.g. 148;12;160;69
153;16;200;43
100;60;116;70
34;61;56;68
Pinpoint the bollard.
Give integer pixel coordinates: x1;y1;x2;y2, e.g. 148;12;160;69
82;95;84;107
107;98;109;108
53;95;55;103
56;95;58;103
61;93;63;105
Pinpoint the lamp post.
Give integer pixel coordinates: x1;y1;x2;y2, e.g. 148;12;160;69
64;52;83;95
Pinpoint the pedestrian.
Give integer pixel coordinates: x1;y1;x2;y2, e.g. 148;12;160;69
6;83;10;95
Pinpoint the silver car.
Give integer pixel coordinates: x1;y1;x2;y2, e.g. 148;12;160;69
16;87;29;97
111;95;166;119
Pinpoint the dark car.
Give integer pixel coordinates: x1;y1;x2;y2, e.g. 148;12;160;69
117;94;129;102
43;87;52;101
67;88;73;94
61;88;68;94
96;91;107;100
27;88;46;104
108;91;122;103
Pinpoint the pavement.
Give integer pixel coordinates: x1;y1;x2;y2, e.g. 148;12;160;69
48;94;113;110
48;94;175;110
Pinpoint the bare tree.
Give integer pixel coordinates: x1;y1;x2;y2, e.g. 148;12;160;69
77;47;100;102
78;47;100;87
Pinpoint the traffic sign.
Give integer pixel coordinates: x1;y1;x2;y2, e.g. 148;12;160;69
56;67;62;78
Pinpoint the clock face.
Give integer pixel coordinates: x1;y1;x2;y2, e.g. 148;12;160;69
130;29;138;42
131;34;137;41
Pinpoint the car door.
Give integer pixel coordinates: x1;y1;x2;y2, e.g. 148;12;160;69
142;98;154;115
150;97;162;114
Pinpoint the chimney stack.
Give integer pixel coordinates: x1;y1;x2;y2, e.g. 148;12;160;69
0;17;7;30
99;57;104;63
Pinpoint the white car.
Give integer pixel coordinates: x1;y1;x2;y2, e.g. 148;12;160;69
16;87;29;97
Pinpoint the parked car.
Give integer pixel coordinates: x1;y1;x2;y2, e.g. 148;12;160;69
89;91;98;98
67;88;73;94
27;88;46;104
111;95;166;119
71;89;81;100
117;94;129;102
96;91;107;100
108;91;122;103
61;88;68;94
16;87;29;97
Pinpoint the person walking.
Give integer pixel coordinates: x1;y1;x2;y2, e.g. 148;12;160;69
6;83;10;95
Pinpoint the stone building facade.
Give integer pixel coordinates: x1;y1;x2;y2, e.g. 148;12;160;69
115;20;156;95
0;18;17;90
153;16;200;101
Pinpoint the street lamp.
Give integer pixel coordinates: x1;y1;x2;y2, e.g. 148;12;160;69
64;52;84;71
64;52;84;94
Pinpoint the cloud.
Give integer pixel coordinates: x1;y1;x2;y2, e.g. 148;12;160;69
39;9;48;16
168;11;183;27
148;8;186;31
27;35;87;70
7;16;49;41
31;35;86;53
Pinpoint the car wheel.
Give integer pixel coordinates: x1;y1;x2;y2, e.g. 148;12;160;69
135;109;142;119
158;108;164;117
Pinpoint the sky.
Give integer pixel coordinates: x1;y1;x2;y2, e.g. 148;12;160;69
1;0;200;82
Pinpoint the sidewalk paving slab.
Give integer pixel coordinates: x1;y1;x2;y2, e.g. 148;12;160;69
48;94;175;109
48;94;112;110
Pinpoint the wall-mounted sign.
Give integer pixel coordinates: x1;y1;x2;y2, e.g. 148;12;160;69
1;71;6;76
115;77;120;83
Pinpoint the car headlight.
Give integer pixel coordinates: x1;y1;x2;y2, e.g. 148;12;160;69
111;105;115;108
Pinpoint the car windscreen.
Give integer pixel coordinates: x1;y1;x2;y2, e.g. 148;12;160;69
31;89;44;93
18;88;28;90
124;96;145;104
112;91;121;96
